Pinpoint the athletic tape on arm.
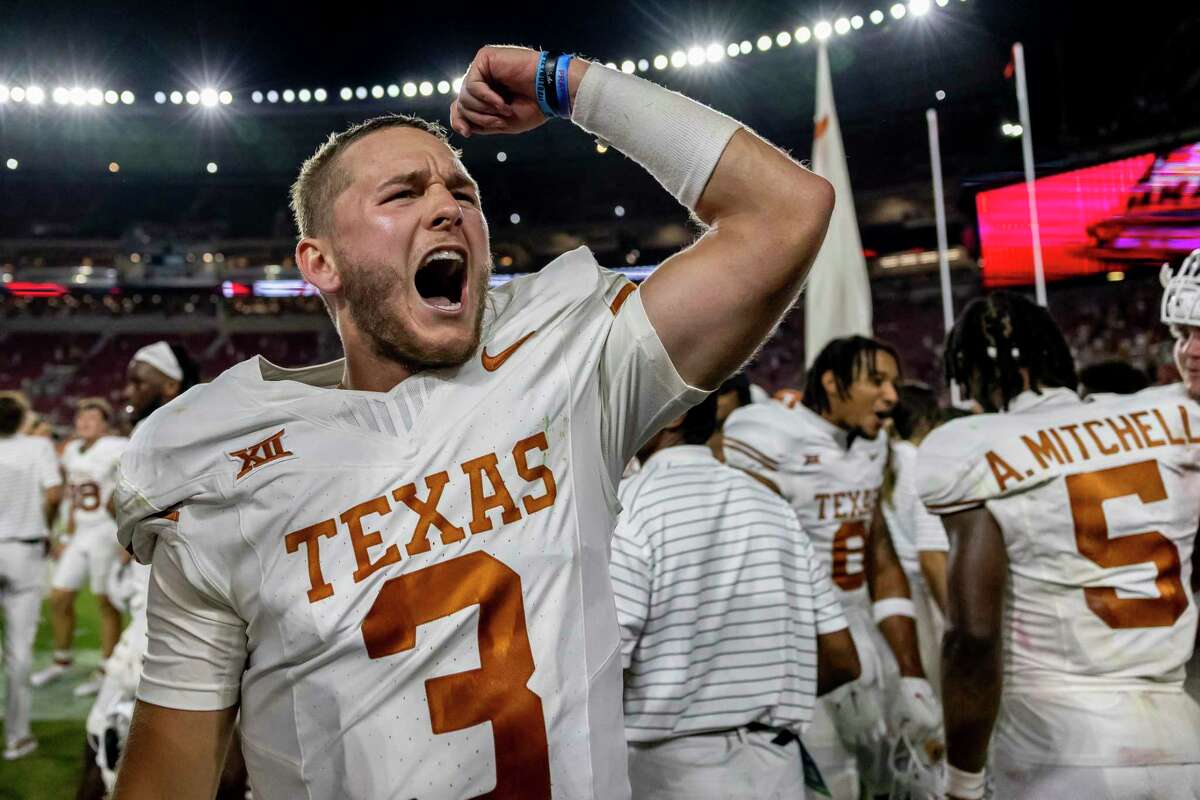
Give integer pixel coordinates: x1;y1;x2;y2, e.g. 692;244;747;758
570;65;741;210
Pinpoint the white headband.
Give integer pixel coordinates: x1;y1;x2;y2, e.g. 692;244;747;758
132;341;183;382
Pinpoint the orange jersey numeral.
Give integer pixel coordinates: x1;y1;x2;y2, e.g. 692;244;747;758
360;551;551;799
831;520;868;591
1066;460;1188;629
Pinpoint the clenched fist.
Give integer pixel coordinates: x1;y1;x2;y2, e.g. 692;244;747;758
450;45;589;137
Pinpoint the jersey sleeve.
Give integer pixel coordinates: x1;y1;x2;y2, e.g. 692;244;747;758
599;280;708;477
137;518;247;711
895;445;950;551
915;417;995;516
35;438;61;489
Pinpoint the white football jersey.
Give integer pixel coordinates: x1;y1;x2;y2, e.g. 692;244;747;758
63;435;127;534
918;385;1200;691
722;398;888;608
116;248;705;800
881;440;948;575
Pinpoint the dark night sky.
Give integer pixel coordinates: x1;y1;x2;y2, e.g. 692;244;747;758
0;1;1197;243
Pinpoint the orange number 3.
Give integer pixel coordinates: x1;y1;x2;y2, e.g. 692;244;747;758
1066;460;1188;629
361;551;551;799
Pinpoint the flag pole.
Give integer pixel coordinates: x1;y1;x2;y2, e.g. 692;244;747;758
925;107;962;406
1013;42;1047;307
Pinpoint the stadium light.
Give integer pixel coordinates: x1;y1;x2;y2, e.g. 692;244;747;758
496;151;507;162
909;0;931;15
936;89;946;100
371;85;384;99
870;9;885;23
355;86;367;99
10;87;25;102
169;90;183;104
775;31;792;47
154;91;167;104
452;77;464;93
313;88;327;101
835;17;851;34
5;158;17;170
340;87;353;100
653;54;668;70
104;90;119;105
814;21;833;40
282;89;296;103
298;88;311;102
509;212;520;224
219;90;232;105
108;162;120;173
891;3;907;19
726;43;740;57
419;81;433;96
69;87;87;106
185;90;200;105
436;80;450;94
200;88;219;107
739;40;752;54
706;43;724;62
403;82;417;97
670;50;687;68
0;85;8;103
386;84;400;97
121;90;135;105
251;90;263;103
52;87;69;105
621;60;636;73
795;27;812;44
614;205;625;217
686;46;704;66
206;161;218;174
595;141;608;154
851;15;865;29
267;90;279;103
637;58;649;71
756;35;772;51
25;86;44;104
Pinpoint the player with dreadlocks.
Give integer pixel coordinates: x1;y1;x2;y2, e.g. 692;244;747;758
917;291;1200;800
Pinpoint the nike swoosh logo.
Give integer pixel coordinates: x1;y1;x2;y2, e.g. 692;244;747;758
481;330;537;372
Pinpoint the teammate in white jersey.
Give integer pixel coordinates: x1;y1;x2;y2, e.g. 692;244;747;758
1162;248;1200;402
0;391;63;760
918;291;1200;800
723;336;939;799
32;398;128;693
111;45;835;799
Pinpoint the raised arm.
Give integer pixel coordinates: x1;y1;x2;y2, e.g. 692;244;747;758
113;702;237;800
451;46;834;389
941;506;1008;800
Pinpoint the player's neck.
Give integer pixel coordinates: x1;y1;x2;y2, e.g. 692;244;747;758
80;436;102;451
334;319;417;392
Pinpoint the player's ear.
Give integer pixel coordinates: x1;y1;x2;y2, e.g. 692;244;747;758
820;369;838;400
296;238;342;295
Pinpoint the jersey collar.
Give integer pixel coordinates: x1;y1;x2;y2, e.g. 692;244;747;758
793;401;853;449
643;444;719;469
1008;386;1080;414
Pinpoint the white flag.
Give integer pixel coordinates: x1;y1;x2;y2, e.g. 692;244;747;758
804;42;872;366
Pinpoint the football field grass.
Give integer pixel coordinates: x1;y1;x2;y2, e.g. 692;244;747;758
0;588;102;799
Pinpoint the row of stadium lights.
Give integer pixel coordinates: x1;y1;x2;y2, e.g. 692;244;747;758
0;0;961;112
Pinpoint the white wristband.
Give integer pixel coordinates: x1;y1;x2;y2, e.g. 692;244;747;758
945;764;986;799
872;597;916;623
570;64;741;210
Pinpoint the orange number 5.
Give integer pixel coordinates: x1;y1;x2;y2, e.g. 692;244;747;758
1066;460;1187;629
831;521;867;591
361;551;551;799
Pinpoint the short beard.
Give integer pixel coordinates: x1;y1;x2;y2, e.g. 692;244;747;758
339;254;489;372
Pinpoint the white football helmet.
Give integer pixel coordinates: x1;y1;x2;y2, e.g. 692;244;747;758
888;734;944;800
1161;249;1200;328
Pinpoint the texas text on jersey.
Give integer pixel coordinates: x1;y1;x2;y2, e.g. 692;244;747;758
917;383;1200;765
115;248;706;800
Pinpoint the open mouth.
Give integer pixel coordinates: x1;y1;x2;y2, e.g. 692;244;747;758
414;247;467;312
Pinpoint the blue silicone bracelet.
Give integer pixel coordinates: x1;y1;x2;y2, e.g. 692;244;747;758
555;54;573;118
533;51;556;118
